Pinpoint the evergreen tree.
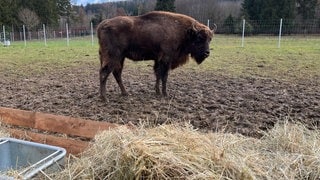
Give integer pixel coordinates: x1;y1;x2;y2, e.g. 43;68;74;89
31;0;59;25
296;0;318;19
0;0;72;27
155;0;175;12
223;14;236;34
57;0;72;17
0;0;20;26
241;0;295;33
241;0;295;21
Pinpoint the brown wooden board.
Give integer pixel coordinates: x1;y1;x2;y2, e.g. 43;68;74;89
0;107;118;139
8;128;89;155
0;107;36;128
0;107;122;155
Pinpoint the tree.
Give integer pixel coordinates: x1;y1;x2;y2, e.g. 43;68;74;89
91;12;103;27
57;0;72;17
18;8;40;30
241;0;295;21
296;0;318;20
0;0;20;27
241;0;296;33
30;0;59;26
155;0;175;12
74;6;88;27
223;14;236;34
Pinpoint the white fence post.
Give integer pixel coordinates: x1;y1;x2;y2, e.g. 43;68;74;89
278;18;283;48
43;24;47;46
91;22;94;46
23;25;26;47
11;25;14;41
66;23;69;46
207;19;210;27
2;25;6;43
241;19;245;47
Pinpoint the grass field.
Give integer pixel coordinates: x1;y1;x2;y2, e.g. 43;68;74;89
1;35;319;82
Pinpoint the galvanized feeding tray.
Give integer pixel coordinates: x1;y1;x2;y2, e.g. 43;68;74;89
0;137;66;179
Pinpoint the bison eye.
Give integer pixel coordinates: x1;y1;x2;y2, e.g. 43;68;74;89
195;37;205;43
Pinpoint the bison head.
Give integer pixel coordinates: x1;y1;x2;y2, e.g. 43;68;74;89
188;24;214;64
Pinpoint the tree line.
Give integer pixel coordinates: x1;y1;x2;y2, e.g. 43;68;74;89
0;0;71;30
1;0;319;34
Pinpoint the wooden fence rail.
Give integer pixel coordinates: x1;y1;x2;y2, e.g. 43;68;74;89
0;107;119;155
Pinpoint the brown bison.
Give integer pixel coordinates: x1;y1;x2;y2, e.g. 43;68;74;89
97;11;215;100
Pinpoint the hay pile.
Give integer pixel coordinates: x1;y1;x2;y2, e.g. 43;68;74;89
0;122;9;137
52;121;320;179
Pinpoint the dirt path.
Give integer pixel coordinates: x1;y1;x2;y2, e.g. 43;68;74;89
1;65;319;138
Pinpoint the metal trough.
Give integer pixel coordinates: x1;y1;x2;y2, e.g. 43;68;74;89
0;138;66;179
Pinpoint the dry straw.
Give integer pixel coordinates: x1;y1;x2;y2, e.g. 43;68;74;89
1;121;320;179
51;121;320;179
0;122;9;137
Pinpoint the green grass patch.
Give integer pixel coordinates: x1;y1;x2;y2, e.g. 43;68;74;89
0;37;98;76
1;35;319;82
198;35;320;82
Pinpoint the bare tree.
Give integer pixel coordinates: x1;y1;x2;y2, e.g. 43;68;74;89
18;8;40;30
77;6;90;27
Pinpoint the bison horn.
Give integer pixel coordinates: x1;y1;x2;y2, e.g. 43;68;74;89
212;23;217;32
192;22;198;32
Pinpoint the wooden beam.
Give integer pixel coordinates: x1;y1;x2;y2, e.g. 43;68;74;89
0;107;118;139
0;107;36;128
8;128;89;155
33;112;118;139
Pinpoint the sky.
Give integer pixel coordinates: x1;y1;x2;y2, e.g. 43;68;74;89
73;0;126;5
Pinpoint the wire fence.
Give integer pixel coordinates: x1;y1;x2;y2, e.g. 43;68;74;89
1;18;320;47
1;24;94;43
204;19;320;35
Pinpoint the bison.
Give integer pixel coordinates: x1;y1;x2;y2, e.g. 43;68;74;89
97;11;215;100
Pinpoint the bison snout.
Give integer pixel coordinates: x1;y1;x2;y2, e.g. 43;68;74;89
204;51;210;58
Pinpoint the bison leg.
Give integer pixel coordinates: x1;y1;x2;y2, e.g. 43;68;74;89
154;62;161;95
154;61;170;96
160;65;169;96
99;63;113;100
112;58;128;96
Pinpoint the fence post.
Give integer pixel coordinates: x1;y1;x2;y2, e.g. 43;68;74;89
207;19;210;27
11;25;14;41
3;25;6;42
241;19;245;47
23;25;26;47
278;18;283;48
91;22;94;46
66;23;69;46
43;24;47;46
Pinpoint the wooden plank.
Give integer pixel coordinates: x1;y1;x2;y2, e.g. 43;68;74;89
0;107;36;128
0;107;118;138
33;112;118;139
8;128;89;155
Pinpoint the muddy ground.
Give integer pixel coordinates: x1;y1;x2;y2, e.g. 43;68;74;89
1;64;319;138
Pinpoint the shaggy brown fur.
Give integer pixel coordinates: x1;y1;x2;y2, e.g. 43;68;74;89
97;11;214;100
